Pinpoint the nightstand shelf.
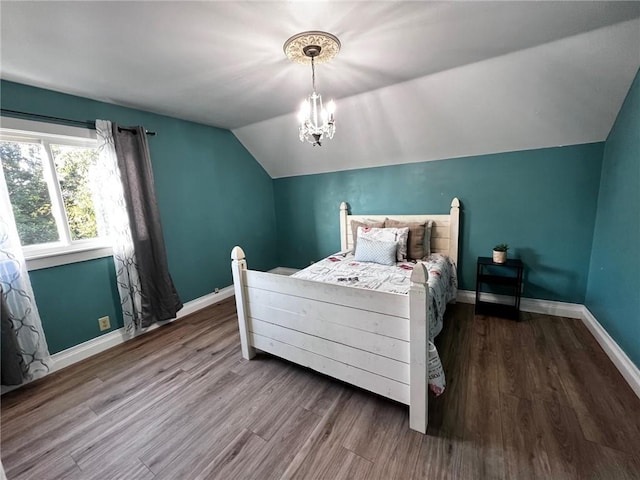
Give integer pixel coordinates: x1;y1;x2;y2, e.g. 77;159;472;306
475;256;524;320
477;273;519;286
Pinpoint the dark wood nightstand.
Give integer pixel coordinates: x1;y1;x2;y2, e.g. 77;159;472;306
475;256;524;320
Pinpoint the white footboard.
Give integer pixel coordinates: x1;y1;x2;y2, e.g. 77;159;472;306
231;246;429;433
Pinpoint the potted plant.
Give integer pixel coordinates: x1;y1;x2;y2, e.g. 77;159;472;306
493;243;509;263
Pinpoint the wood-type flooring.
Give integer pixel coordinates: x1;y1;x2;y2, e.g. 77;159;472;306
2;298;639;479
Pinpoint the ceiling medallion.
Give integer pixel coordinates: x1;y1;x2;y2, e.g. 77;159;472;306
284;31;340;146
283;31;341;65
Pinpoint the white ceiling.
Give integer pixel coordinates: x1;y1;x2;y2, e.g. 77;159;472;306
2;1;640;178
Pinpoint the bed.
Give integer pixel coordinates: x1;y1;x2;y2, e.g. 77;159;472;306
230;198;460;433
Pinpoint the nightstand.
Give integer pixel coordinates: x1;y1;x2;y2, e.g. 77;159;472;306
475;256;524;320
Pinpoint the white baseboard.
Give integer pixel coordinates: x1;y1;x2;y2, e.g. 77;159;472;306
457;289;639;399
456;290;584;319
1;285;235;395
580;306;640;399
51;328;128;373
50;285;235;372
7;279;638;402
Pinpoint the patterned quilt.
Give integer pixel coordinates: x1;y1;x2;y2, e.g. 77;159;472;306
292;252;458;395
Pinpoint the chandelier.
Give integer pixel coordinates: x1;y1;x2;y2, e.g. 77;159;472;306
284;31;341;146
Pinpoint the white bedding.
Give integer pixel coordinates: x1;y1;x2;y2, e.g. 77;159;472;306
291;252;457;395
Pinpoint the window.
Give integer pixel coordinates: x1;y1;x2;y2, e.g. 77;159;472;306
0;117;111;270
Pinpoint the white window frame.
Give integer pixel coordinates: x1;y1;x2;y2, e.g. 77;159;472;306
0;116;112;270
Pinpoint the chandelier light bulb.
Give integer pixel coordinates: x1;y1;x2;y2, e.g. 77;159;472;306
298;100;310;123
326;100;336;116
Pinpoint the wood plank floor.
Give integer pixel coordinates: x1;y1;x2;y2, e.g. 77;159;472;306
2;298;639;479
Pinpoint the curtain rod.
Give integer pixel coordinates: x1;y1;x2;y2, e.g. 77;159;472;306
0;108;157;136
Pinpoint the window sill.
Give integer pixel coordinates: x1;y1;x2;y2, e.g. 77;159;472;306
26;244;113;271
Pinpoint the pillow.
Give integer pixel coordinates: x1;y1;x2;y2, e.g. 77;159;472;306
354;237;397;266
423;220;434;258
350;219;384;251
358;226;409;261
385;219;429;260
392;227;409;261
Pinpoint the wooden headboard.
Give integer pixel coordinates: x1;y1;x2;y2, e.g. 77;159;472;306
339;198;461;266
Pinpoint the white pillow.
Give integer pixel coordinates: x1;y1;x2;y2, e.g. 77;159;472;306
354;237;397;266
358;226;409;261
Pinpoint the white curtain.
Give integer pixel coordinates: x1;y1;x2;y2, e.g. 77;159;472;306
0;165;51;382
94;120;142;336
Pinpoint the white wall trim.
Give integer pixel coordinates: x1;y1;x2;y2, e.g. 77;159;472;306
177;285;235;317
50;285;235;372
5;281;637;401
49;285;640;400
26;245;113;271
580;306;640;399
50;327;127;373
0;115;97;140
457;289;639;399
1;285;235;394
456;290;584;318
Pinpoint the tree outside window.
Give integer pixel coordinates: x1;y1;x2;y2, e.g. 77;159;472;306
1;133;102;252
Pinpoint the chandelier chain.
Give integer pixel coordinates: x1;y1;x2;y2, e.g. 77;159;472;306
311;55;316;92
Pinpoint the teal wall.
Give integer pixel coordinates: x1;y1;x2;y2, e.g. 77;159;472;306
274;143;604;304
4;76;636;365
586;69;640;367
29;257;124;352
1;80;278;354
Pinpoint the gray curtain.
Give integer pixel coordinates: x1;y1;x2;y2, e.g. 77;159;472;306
112;124;182;328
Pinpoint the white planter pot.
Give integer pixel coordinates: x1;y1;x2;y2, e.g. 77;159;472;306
493;250;507;263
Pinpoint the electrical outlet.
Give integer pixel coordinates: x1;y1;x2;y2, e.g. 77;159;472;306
98;316;111;331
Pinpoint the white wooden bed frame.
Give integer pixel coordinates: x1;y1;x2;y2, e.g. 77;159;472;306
231;198;460;433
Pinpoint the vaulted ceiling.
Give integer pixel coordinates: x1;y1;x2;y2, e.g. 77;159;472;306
2;1;639;178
